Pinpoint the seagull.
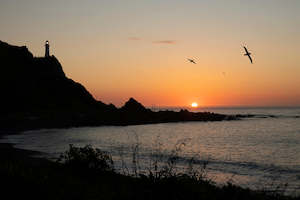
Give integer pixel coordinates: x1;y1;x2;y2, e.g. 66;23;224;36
243;46;253;64
187;59;196;64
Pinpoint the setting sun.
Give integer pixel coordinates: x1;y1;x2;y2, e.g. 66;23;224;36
191;102;198;108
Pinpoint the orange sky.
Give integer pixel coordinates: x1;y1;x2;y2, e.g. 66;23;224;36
1;1;300;107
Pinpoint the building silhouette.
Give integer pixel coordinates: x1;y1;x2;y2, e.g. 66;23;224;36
45;40;50;57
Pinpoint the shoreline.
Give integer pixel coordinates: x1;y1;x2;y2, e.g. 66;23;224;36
0;129;49;165
1;128;299;199
0;142;53;169
1;140;298;200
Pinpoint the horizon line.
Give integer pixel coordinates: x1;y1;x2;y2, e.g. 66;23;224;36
145;105;300;109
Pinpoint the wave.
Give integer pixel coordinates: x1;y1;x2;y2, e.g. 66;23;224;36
236;114;300;119
205;160;300;176
137;152;300;177
108;144;300;177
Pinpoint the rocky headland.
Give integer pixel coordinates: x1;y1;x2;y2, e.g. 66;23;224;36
0;41;237;131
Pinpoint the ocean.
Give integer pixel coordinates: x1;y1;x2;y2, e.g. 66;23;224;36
2;107;300;195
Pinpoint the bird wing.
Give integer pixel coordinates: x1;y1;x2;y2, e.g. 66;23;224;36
243;46;248;54
187;59;196;64
248;55;253;63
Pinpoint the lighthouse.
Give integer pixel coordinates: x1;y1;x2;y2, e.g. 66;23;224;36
45;40;50;57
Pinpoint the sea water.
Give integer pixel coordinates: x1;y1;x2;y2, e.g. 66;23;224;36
2;107;300;195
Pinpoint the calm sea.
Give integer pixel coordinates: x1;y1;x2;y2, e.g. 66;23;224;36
2;107;300;194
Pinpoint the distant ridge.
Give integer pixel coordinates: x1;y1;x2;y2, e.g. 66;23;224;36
0;41;237;130
121;98;150;113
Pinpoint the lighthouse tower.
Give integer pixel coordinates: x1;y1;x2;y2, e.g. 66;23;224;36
45;40;50;57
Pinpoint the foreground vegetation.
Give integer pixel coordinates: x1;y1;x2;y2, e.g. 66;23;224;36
1;144;299;200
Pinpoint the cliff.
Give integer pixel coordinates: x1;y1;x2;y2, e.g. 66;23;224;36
0;41;110;113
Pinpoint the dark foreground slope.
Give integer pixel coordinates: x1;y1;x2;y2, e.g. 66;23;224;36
0;41;236;130
0;143;298;200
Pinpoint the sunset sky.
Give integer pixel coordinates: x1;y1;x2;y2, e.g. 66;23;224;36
1;0;300;107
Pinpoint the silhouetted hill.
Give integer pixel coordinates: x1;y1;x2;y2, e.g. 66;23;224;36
0;41;237;130
0;41;117;129
121;98;150;113
0;41;109;113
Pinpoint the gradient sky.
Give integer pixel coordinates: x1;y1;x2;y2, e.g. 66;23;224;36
1;0;300;107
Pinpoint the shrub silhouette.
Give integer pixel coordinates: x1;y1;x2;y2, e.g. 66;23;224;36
57;144;114;172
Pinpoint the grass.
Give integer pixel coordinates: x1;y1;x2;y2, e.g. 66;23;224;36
1;144;299;200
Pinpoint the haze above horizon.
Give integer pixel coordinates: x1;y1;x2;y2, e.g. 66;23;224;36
1;0;300;107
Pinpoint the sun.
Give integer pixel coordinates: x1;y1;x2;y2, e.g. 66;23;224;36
191;102;198;108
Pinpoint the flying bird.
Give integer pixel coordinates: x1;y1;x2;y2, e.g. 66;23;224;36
187;59;196;64
243;46;253;64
